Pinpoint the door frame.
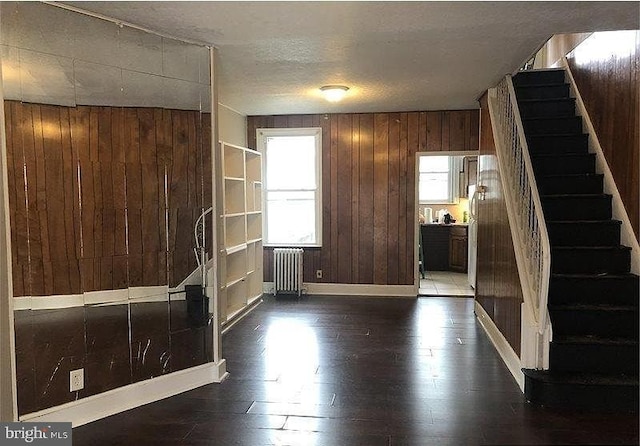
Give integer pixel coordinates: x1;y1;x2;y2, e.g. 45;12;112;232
414;150;480;294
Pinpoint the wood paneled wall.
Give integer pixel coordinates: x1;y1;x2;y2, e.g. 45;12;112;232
475;94;522;355
247;110;479;285
566;31;640;240
5;101;211;297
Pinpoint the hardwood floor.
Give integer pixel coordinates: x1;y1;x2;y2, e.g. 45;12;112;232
73;295;639;445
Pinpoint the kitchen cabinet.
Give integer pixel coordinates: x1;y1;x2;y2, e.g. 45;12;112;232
449;226;468;273
421;224;468;272
421;225;450;271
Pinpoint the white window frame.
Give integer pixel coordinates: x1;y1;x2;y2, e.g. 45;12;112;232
418;155;461;204
256;127;323;247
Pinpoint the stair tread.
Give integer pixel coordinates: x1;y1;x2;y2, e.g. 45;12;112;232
547;219;620;225
552;272;639;279
549;303;638;311
523;132;589;138
532;153;593;158
542;193;611;198
552;245;631;250
553;335;639;346
518;97;576;103
528;133;587;137
523;116;579;121
522;369;638;386
540;173;602;178
516;83;568;88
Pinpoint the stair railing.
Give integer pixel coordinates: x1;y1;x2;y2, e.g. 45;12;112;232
487;75;551;370
194;206;213;287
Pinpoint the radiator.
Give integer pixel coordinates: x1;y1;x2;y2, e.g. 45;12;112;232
273;248;304;296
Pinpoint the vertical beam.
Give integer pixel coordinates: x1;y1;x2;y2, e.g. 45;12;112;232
208;47;225;378
0;41;18;420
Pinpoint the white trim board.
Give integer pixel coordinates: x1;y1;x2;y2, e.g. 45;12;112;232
264;282;417;298
474;300;525;392
20;360;228;427
12;285;191;311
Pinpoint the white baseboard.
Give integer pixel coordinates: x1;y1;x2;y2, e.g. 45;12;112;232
19;360;228;427
474;300;524;391
263;282;417;297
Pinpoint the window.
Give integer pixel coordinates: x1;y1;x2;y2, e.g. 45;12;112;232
418;155;459;203
257;128;322;246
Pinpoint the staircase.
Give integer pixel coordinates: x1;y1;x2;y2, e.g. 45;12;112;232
513;69;639;411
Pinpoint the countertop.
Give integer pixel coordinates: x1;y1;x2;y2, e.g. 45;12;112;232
421;223;468;227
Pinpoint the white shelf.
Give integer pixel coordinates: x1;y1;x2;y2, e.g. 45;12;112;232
225;243;247;255
247;213;262;242
226;276;246;288
227;248;247;285
227;279;247;315
248;293;262;306
224;178;245;215
219;141;264;324
246;153;262;183
224;144;245;179
247;243;256;273
224;214;246;248
224;212;246;218
246;181;262;213
248;270;263;300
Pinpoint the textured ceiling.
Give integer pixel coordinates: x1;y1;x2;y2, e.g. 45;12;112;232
66;1;639;116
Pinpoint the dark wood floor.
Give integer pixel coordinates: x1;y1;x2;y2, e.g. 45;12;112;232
73;295;639;445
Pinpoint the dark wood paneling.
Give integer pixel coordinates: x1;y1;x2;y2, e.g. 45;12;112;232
566;31;640;239
358;114;375;284
475;93;522;355
251;110;480;285
5;101;209;296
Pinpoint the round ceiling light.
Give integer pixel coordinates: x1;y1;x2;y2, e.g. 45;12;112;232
320;85;349;102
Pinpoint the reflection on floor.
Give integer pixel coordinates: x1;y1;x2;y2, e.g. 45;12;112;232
419;270;474;296
73;295;639;445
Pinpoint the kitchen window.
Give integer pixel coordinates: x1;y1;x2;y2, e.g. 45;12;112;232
418;155;459;203
256;128;322;246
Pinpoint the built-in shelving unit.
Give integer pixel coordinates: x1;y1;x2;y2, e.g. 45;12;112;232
219;142;264;325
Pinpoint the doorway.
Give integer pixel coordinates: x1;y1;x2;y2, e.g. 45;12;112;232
414;151;478;297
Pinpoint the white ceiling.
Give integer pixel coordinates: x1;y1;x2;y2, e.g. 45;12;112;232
66;1;639;116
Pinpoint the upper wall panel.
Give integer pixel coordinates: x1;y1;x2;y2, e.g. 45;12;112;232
0;2;211;111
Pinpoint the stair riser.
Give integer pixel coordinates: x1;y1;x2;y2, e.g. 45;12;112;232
532;155;595;175
538;175;603;195
516;84;570;100
523;117;583;135
552;249;630;274
549;309;638;338
542;196;611;221
524;377;638;411
548;223;620;247
527;134;589;155
549;276;639;306
513;70;566;86
518;100;576;119
550;343;639;374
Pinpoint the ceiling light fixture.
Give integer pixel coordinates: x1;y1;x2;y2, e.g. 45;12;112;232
320;85;349;102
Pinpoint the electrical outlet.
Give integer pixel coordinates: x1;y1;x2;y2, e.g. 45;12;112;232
70;368;84;392
316;269;323;279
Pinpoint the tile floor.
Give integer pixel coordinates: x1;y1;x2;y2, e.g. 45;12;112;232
419;270;474;296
